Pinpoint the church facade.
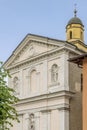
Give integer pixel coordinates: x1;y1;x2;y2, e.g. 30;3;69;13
4;10;87;130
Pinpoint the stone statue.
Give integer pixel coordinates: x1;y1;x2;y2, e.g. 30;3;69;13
29;113;35;130
51;64;58;82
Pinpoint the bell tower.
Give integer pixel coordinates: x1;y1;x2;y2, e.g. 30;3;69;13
66;8;84;43
66;8;87;52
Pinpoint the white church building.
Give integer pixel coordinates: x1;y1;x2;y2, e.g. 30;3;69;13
4;10;86;130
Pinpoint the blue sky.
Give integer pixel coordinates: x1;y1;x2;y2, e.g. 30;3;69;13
0;0;87;62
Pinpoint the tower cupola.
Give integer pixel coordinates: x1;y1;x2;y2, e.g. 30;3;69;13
66;9;84;43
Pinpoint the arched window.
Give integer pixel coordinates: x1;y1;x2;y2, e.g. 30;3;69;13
70;31;72;39
51;64;58;82
81;31;83;40
30;70;37;93
13;76;19;95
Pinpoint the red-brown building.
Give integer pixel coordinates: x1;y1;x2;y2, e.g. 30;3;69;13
69;53;87;130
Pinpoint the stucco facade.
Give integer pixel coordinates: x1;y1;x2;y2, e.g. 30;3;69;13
4;34;84;130
69;53;87;130
82;57;87;130
69;62;82;130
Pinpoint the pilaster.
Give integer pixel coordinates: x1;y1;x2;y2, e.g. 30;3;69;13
23;113;29;130
58;107;69;130
43;60;48;91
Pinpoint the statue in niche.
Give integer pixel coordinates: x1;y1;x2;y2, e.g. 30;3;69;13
51;64;58;82
29;113;35;130
13;76;20;95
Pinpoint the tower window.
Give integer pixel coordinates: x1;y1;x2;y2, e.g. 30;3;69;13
70;31;72;39
81;31;83;40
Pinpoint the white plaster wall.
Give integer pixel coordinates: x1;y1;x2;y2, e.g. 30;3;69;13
22;69;28;97
59;109;69;130
63;52;69;90
51;109;59;130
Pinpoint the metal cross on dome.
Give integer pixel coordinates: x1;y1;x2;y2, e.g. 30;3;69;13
74;3;77;17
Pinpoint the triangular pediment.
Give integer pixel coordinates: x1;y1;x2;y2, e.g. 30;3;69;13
4;34;66;68
11;42;55;65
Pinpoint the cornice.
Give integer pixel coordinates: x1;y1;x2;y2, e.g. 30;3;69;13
15;90;75;107
17;103;70;114
6;45;81;70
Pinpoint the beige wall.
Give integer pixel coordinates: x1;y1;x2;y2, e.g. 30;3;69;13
83;58;87;130
69;62;82;130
